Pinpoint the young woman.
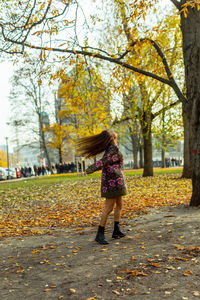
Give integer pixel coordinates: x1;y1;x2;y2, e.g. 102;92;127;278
76;130;127;245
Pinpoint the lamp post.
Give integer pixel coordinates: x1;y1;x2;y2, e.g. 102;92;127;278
5;137;10;179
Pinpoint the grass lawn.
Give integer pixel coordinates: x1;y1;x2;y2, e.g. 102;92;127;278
0;167;183;190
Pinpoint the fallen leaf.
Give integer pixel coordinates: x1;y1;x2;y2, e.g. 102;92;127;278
174;244;185;250
151;263;160;268
16;269;24;273
120;270;148;277
183;270;193;276
31;249;40;254
112;290;120;295
175;257;188;261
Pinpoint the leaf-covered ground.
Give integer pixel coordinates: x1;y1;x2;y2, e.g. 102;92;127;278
0;171;191;239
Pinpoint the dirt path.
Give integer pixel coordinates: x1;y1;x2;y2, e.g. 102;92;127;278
1;205;200;300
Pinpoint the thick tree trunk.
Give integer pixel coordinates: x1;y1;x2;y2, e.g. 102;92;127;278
133;149;138;169
139;144;144;168
182;104;192;178
131;130;139;169
180;3;200;205
189;109;200;206
142;128;153;176
141;112;153;176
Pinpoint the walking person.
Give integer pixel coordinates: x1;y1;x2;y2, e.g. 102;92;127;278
76;130;127;245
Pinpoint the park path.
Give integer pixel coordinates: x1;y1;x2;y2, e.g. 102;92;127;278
0;205;200;300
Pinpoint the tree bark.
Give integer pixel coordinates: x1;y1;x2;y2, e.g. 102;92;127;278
58;147;62;164
161;148;166;168
189;103;200;206
141;112;153;176
40;127;53;174
133;148;139;169
180;2;200;205
182;104;192;178
139;144;144;168
130;123;139;169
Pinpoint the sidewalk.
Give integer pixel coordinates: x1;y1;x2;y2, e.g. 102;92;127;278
0;205;200;299
0;176;38;184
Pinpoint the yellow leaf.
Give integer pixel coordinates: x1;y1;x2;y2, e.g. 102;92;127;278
174;244;185;250
112;290;120;295
40;2;45;10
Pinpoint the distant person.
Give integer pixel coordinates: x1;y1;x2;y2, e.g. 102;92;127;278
33;165;38;176
28;166;32;176
76;130;127;245
38;166;42;176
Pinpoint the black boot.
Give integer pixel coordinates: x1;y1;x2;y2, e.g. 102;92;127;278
112;221;126;239
95;226;109;245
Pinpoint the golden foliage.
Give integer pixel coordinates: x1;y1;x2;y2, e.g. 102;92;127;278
54;60;112;142
0;150;7;168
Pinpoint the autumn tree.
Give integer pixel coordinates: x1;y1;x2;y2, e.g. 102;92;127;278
0;0;200;205
9;56;53;171
55;59;112;145
46;91;69;164
0;150;7;168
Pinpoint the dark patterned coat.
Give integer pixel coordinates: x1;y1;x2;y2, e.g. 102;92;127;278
86;144;127;198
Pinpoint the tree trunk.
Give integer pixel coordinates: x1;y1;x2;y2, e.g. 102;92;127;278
180;3;200;205
189;106;200;206
142;128;153;176
41;130;53;174
141;112;153;176
133;149;138;169
182;104;192;178
58;147;62;164
131;130;139;169
139;144;143;168
161;148;166;168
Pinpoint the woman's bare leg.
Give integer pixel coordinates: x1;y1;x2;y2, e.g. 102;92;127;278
114;197;122;222
99;198;116;227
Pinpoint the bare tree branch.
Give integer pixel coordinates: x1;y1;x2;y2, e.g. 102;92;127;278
170;0;181;10
152;100;181;119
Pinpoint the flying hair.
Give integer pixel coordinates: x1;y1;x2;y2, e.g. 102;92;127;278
76;130;116;158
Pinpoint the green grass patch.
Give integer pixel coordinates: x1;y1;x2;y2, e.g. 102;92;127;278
0;167;183;191
125;167;183;177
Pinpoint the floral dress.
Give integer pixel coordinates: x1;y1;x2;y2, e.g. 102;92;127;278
86;144;127;198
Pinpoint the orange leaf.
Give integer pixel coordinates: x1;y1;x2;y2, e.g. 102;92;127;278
151;263;160;268
120;270;148;277
16;269;24;273
183;270;193;276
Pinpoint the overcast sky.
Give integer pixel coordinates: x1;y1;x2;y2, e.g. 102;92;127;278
0;61;13;148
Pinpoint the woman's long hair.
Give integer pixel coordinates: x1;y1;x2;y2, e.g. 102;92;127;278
76;130;116;158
